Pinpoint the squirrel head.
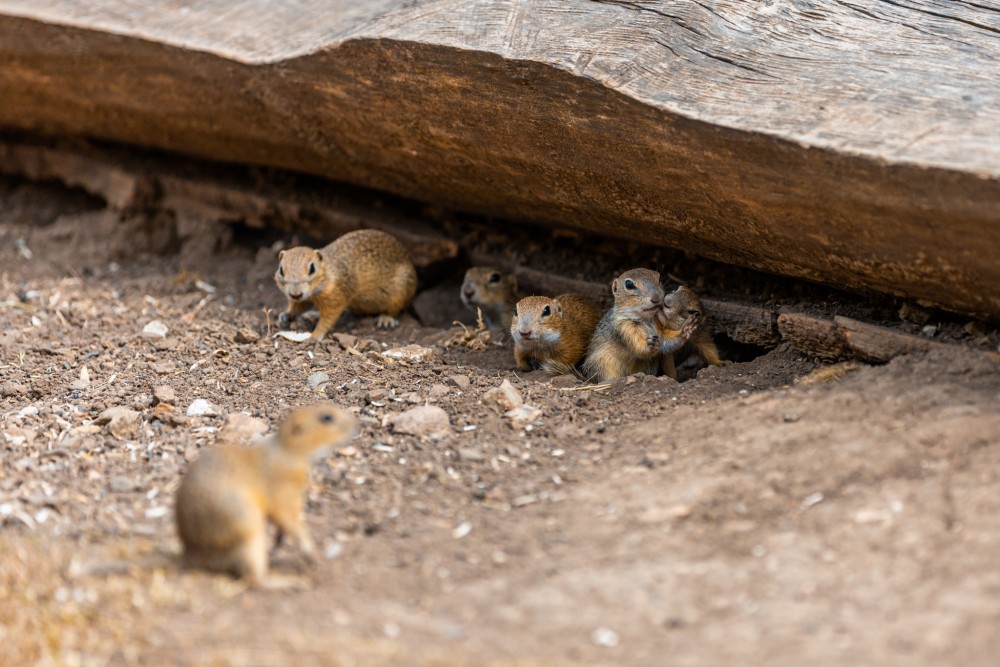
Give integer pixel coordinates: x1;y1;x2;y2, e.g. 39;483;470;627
278;402;358;460
611;268;664;318
658;286;704;329
275;247;326;301
460;267;517;309
510;296;563;348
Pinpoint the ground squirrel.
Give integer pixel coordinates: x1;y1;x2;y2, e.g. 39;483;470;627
510;294;603;373
460;266;518;328
657;285;725;379
175;403;358;585
582;268;698;383
275;229;417;340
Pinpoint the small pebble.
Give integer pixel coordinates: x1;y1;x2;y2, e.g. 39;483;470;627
307;372;331;389
448;375;471;391
505;405;541;426
217;413;269;444
428;384;450;399
458;448;484;462
150;361;176;375
483;379;523;410
367;388;389;403
0;382;29;398
233;328;260;344
382;344;437;362
386;405;450;437
153;385;176;405
141;320;169;339
802;492;824;509
94;405;135;426
324;541;344;560
332;333;358;349
110;475;136;493
187;398;221;417
591;627;620;648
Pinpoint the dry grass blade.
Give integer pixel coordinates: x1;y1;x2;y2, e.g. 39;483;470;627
443;309;491;351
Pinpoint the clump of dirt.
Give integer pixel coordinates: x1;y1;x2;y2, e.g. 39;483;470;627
1;177;999;666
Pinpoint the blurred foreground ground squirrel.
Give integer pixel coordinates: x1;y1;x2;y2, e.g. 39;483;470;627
657;285;725;379
175;403;358;585
583;268;698;382
510;294;603;373
275;229;417;340
460;266;518;328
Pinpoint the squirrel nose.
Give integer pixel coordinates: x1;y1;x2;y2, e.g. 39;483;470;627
519;330;532;338
288;290;303;300
462;285;475;298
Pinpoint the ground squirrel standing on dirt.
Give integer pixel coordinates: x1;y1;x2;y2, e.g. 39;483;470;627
460;266;518;328
175;403;357;585
275;229;417;340
582;268;697;382
657;285;725;379
510;294;603;373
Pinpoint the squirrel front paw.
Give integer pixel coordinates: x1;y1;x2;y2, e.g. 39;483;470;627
679;314;702;340
277;311;294;329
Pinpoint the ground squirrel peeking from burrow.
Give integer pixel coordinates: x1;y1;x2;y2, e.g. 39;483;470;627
174;402;358;586
510;294;603;374
275;229;417;341
459;266;518;329
657;285;726;379
582;268;699;383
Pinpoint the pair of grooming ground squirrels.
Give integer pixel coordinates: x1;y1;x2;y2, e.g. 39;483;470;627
582;268;723;383
275;229;417;341
460;266;518;328
175;403;357;585
510;294;604;373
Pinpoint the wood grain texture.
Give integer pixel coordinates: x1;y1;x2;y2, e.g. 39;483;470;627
0;1;998;318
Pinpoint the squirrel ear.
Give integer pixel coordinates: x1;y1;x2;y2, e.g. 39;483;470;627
611;279;619;293
278;250;285;260
315;250;324;262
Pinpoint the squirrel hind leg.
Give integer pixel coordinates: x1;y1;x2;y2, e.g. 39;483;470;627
231;531;270;585
694;332;725;366
661;353;678;380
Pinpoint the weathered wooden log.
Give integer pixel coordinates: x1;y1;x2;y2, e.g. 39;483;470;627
0;1;998;319
778;311;1000;364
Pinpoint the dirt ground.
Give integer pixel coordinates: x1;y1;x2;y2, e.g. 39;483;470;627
1;176;999;667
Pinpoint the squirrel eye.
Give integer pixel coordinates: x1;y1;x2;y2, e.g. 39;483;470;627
513;307;518;317
278;266;285;278
542;306;551;317
625;279;636;290
319;413;334;424
308;262;317;276
488;273;501;283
